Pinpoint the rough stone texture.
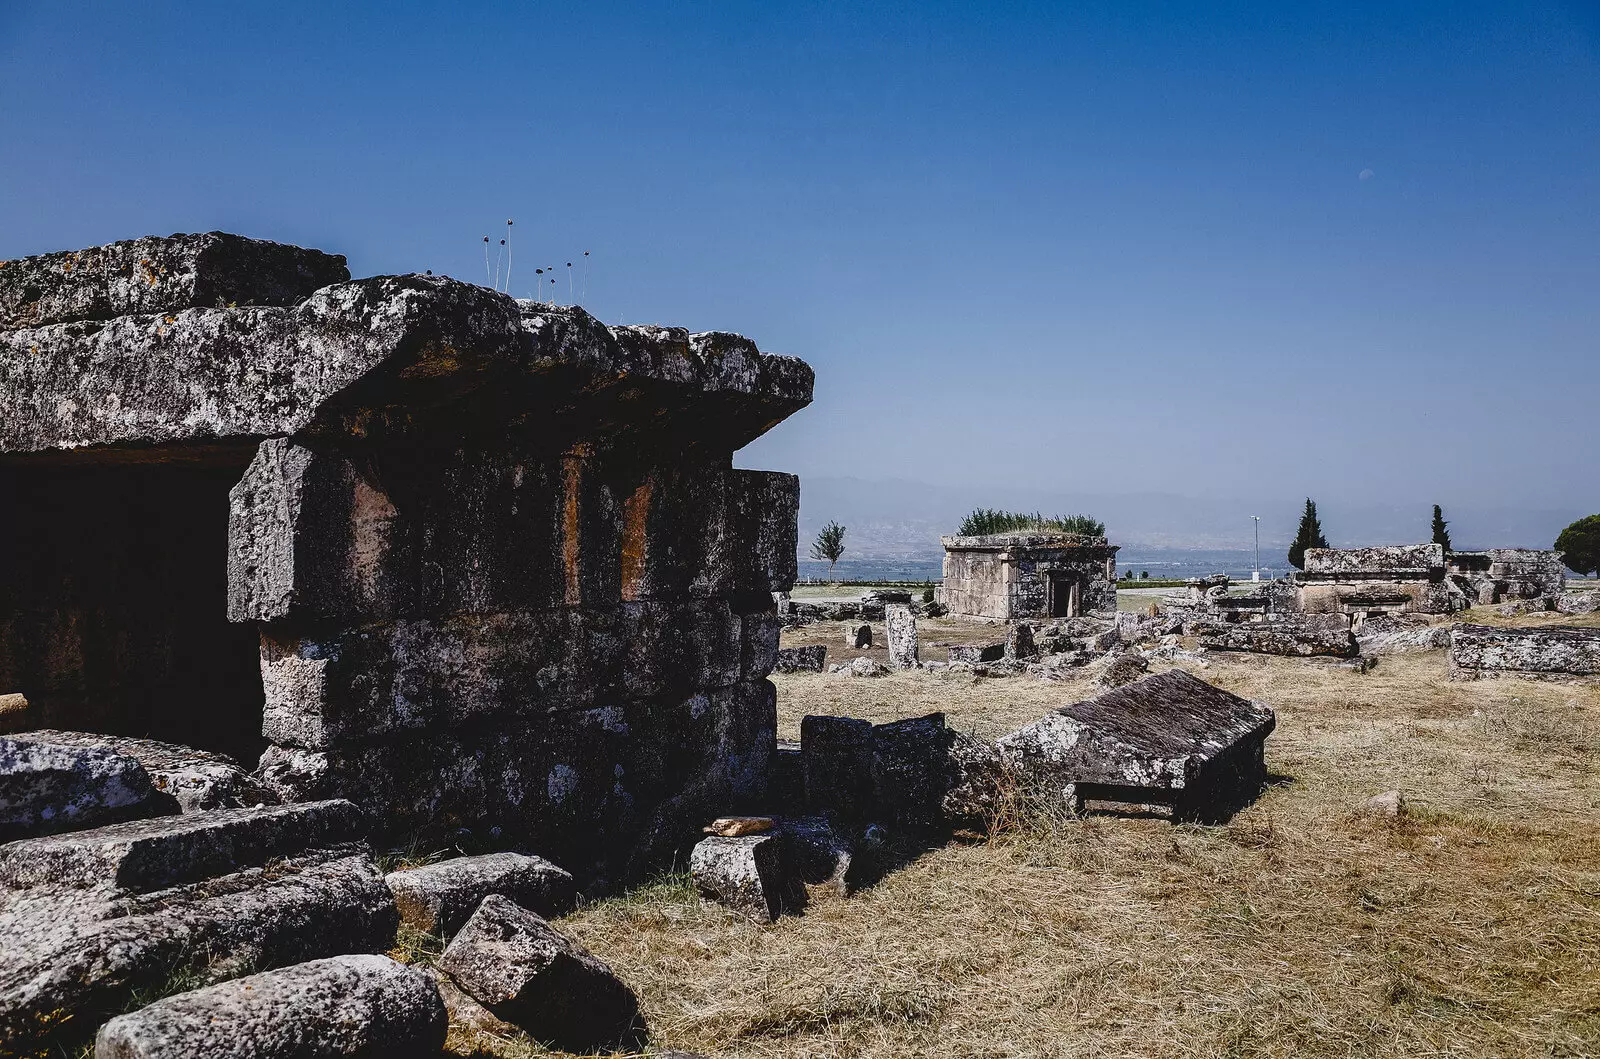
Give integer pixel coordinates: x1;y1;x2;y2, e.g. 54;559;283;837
440;893;644;1050
948;641;1006;664
1355;615;1453;655
1296;544;1456;617
0;799;364;892
940;533;1119;621
776;816;856;895
848;622;873;649
1092;652;1150;689
0;692;31;734
428;966;522;1038
689;833;796;922
1363;790;1405;817
15;729;276;812
1448;549;1568;607
0;853;398;1053
774;645;828;673
871;713;954;829
885;604;919;668
94;954;445;1058
1006;622;1037;659
943;730;1008;829
1558;589;1600;614
0;232;350;332
1196;620;1359;658
802;715;875;817
998;671;1275;822
386;852;577;940
0;735;159;841
830;656;890;678
1449;623;1600;683
1304;545;1444;575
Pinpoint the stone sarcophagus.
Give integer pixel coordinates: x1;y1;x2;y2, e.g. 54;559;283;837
1295;544;1459;618
938;533;1118;621
0;233;811;885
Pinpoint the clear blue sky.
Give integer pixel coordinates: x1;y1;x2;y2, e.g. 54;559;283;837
2;2;1596;513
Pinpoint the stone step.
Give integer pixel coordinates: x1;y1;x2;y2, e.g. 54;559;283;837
0;798;364;892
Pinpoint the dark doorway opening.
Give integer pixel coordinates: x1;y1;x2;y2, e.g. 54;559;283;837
1049;573;1081;618
0;458;266;763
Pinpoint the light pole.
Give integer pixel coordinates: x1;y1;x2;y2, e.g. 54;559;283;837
1251;515;1261;582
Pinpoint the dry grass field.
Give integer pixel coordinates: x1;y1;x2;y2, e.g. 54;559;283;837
444;614;1600;1059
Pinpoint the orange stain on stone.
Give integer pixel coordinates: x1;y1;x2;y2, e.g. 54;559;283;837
620;479;653;601
562;455;584;605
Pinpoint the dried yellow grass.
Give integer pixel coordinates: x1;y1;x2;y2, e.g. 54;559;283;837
453;624;1600;1058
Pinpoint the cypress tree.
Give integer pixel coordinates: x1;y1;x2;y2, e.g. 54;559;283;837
1288;498;1329;570
1430;504;1452;552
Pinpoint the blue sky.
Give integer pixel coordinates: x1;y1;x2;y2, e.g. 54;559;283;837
2;2;1596;515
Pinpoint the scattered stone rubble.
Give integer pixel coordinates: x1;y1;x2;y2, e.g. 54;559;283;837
1449;623;1600;683
385;852;577;940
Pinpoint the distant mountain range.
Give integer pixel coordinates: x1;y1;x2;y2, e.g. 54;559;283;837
794;476;1586;560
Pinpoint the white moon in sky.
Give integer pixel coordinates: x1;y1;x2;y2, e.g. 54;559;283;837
1359;168;1375;180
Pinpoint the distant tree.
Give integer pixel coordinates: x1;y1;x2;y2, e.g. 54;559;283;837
1140;571;1149;579
1430;504;1452;552
957;509;1105;536
1556;514;1600;579
810;521;847;582
1287;498;1329;571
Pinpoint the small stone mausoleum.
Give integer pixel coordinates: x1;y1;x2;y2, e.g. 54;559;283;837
0;232;811;883
939;532;1118;620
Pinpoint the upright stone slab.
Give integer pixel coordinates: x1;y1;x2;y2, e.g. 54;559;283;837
93;954;445;1059
801;715;874;817
1006;622;1036;659
885;604;919;668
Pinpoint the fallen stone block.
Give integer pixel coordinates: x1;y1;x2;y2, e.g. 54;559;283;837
774;645;828;673
0;231;350;332
1448;623;1600;683
1355;615;1452;656
1006;622;1037;659
703;816;774;837
862;589;912;605
998;670;1275;823
871;713;953;829
16;730;277;812
440;894;645;1051
0;854;398;1053
1362;790;1405;817
847;622;872;648
1091;652;1149;689
94;954;444;1058
948;641;1005;664
428;966;522;1039
1196;620;1358;658
801;715;874;816
830;656;890;678
1557;590;1600;615
689;833;797;922
943;730;1008;829
775;815;856;895
0;798;365;892
386;852;577;941
886;604;919;668
0;735;160;841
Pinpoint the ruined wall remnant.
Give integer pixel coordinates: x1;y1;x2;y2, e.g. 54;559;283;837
0;232;812;884
938;533;1118;621
1446;549;1567;608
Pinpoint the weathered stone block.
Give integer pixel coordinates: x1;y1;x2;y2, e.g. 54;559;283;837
0;735;160;841
0;232;349;332
886;604;919;668
802;715;874;817
15;730;276;812
690;833;794;921
94;954;445;1058
847;622;873;648
1006;622;1036;659
1449;623;1600;682
948;641;1005;664
1196;620;1358;658
774;645;828;673
386;852;577;940
0;799;364;892
440;894;644;1051
776;815;856;895
871;713;952;829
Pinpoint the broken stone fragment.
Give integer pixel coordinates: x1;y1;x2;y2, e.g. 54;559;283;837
1354;615;1452;656
1362;790;1405;817
0;798;365;892
1006;622;1037;659
385;852;577;941
774;645;828;673
847;622;873;648
440;893;645;1052
689;833;797;922
1448;623;1600;682
948;641;1005;664
0;231;350;331
427;966;522;1039
15;729;277;812
775;816;856;895
0;735;160;841
1091;652;1149;689
871;713;954;830
0;693;30;734
93;954;445;1058
942;730;1008;830
886;604;919;668
830;656;891;678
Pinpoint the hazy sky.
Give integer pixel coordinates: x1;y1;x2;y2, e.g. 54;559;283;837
2;2;1596;511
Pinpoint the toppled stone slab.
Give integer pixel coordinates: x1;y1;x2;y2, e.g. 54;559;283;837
886;604;919;668
1196;620;1358;658
0;735;160;841
386;852;577;941
17;730;277;812
0;798;364;892
774;645;828;673
689;833;796;922
862;589;912;605
428;965;522;1039
94;954;445;1058
948;641;1005;664
1558;590;1600;615
801;715;874;817
830;656;891;678
440;893;645;1051
1449;623;1600;683
0;232;350;331
1354;615;1452;655
0;853;397;1053
998;670;1275;822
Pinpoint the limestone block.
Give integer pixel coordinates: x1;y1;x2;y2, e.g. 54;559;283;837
0;799;364;892
94;954;445;1058
802;715;874;817
690;833;795;921
949;642;1005;664
0;692;31;734
1006;622;1036;659
1449;623;1600;682
386;852;577;940
1092;653;1149;689
774;645;827;673
885;604;919;668
776;815;856;895
0;735;159;841
440;894;644;1051
847;622;873;648
0;232;349;331
871;713;952;829
15;730;276;812
1196;620;1358;658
